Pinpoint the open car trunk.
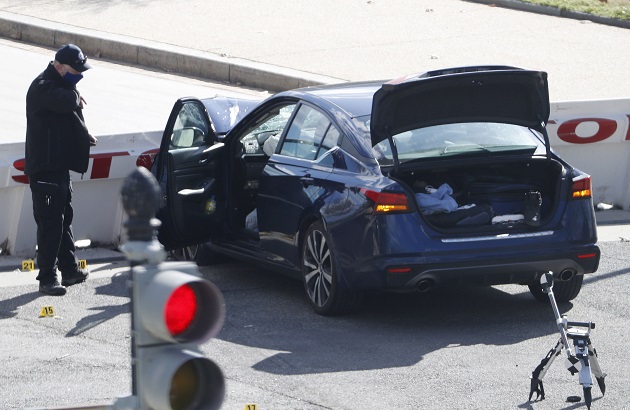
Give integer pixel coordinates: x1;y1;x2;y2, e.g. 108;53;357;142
394;157;565;232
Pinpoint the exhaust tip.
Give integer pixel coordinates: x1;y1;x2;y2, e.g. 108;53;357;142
416;279;434;293
556;269;576;282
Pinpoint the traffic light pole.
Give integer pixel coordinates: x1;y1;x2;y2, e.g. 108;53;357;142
118;167;225;410
119;166;167;401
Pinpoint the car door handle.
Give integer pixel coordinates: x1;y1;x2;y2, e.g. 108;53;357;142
300;176;315;187
178;179;215;197
199;157;209;164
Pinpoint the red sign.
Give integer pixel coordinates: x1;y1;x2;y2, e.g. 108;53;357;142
553;116;630;144
11;149;159;184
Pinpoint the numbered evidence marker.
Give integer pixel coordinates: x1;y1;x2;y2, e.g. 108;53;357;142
21;260;35;271
39;306;55;318
244;405;258;410
78;260;87;269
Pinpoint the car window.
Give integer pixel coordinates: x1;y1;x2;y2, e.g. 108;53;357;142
169;102;211;150
169;102;210;151
317;124;341;159
239;104;296;155
280;105;338;161
373;122;544;164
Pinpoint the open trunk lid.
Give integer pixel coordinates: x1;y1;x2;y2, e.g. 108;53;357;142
370;66;551;161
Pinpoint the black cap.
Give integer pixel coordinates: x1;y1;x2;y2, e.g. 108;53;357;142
55;44;91;72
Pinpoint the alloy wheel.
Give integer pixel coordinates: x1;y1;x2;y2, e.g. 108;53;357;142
303;228;333;307
171;245;200;262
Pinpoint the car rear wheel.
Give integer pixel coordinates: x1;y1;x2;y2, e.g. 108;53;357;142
528;274;584;303
302;221;362;315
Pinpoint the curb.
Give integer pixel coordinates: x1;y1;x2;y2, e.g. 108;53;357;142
467;0;630;30
0;10;344;93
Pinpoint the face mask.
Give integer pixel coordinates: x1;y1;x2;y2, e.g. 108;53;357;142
63;72;83;85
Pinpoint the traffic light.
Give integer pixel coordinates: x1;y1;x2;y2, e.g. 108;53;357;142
132;260;226;410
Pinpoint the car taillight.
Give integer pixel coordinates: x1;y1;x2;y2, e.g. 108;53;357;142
577;253;598;260
572;175;592;199
361;188;411;213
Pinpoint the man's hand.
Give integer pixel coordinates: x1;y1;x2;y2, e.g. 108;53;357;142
89;134;97;146
79;96;87;109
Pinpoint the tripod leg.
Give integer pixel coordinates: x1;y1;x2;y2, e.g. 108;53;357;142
584;386;592;410
588;344;607;395
529;339;562;401
572;338;594;409
574;341;592;384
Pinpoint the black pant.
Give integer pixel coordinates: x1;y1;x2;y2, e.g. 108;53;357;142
30;170;78;284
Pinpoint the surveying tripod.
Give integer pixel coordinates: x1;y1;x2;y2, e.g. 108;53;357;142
528;272;606;409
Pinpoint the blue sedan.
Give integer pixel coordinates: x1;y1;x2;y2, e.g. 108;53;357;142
152;66;600;315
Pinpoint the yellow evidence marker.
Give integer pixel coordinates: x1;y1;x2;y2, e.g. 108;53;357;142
244;405;258;410
78;259;87;269
39;306;55;318
21;260;35;271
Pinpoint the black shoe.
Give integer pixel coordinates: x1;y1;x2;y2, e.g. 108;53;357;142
39;280;67;296
61;268;89;287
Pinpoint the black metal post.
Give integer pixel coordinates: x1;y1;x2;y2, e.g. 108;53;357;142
119;166;166;398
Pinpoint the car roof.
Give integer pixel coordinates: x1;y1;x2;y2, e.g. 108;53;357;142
279;80;384;119
200;96;264;136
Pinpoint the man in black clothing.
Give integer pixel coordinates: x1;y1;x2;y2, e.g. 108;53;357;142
25;44;97;296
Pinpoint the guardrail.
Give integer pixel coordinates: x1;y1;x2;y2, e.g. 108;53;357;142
1;99;629;257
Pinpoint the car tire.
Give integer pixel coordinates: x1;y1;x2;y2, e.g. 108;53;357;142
170;243;218;266
528;274;584;303
302;221;363;316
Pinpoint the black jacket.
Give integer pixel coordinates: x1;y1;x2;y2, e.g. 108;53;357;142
25;63;91;176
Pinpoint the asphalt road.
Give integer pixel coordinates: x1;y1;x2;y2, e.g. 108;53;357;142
1;240;629;410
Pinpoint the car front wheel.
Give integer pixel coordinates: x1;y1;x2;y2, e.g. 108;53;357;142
170;243;218;266
301;221;362;315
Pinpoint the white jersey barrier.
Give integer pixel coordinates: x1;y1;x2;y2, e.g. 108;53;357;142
1;99;629;257
0;131;162;257
548;98;630;211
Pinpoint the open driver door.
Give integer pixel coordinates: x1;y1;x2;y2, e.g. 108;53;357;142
153;97;225;250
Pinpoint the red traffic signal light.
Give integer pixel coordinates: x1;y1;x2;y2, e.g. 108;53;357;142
166;284;197;336
134;263;224;346
132;261;225;410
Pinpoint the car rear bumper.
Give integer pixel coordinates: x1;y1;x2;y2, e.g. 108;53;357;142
344;244;600;291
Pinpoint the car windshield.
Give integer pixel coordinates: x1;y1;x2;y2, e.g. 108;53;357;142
367;122;544;165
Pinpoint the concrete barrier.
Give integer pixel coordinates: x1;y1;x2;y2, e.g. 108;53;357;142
548;99;630;210
0;131;161;257
1;99;629;257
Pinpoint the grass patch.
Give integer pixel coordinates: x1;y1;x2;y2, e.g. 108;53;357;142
518;0;630;21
